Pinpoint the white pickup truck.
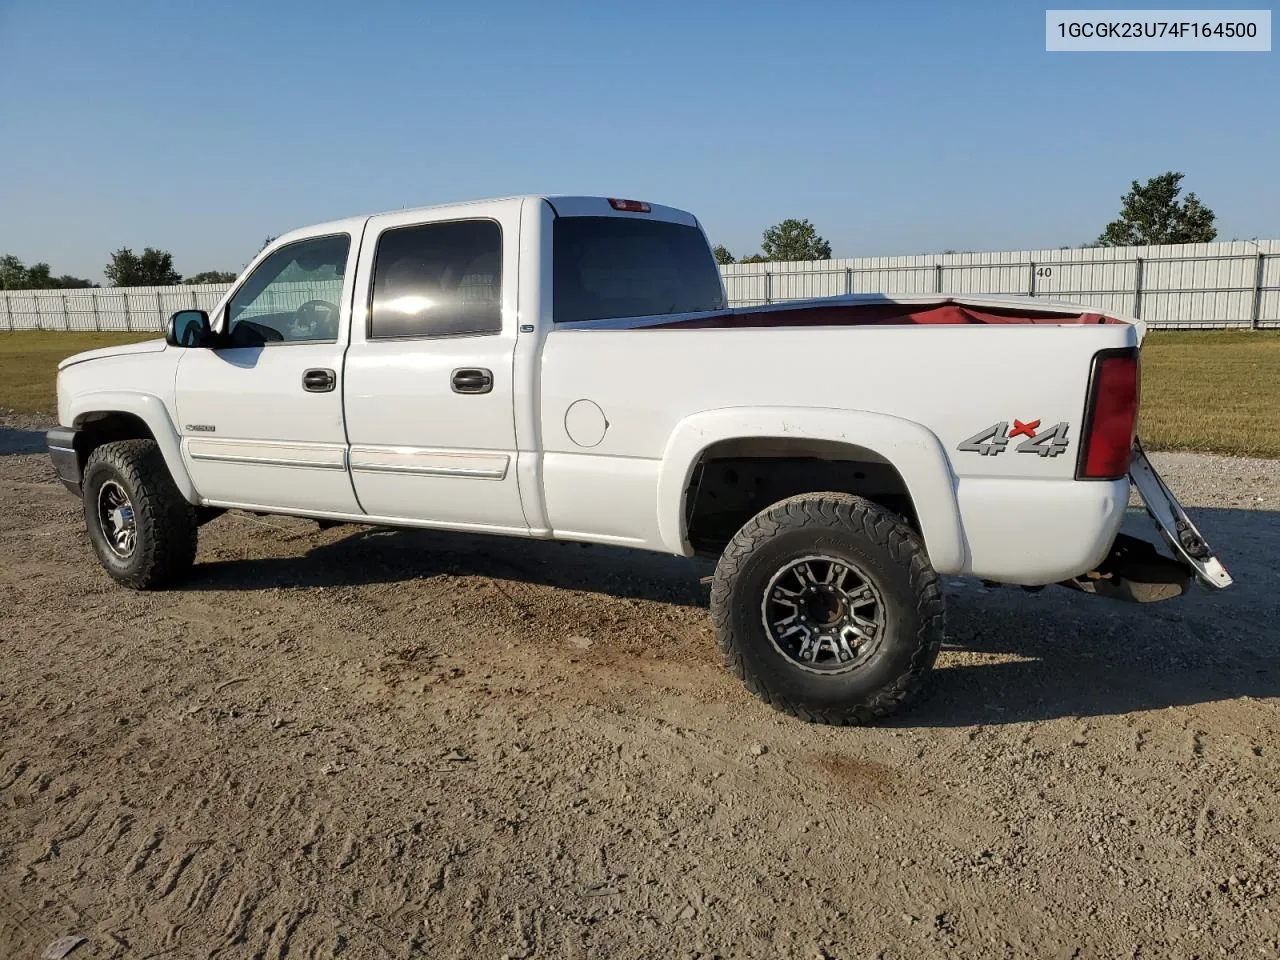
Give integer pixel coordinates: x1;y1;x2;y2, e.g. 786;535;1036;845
48;195;1232;724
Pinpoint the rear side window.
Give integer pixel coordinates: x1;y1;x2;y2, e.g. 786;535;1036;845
369;219;502;339
553;216;726;323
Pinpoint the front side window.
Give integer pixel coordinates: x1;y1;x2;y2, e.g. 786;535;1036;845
553;216;726;323
227;234;350;345
369;219;502;339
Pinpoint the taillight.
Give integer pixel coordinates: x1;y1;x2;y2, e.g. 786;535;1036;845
1076;348;1140;480
608;198;651;213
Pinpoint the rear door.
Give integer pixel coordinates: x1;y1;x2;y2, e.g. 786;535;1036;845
342;200;528;532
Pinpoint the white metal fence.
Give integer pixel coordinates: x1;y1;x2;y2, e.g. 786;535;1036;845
3;239;1278;332
721;239;1280;329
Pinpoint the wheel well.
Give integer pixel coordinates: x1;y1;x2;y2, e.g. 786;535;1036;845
73;412;156;469
683;438;918;554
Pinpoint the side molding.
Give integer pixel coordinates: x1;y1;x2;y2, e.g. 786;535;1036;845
69;391;199;503
656;406;968;573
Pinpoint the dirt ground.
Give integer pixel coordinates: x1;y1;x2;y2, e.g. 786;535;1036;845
1;416;1278;959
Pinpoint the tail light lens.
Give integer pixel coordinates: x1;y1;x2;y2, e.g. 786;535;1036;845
1076;348;1140;480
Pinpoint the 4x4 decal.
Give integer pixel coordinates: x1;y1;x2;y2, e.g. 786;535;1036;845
958;420;1070;458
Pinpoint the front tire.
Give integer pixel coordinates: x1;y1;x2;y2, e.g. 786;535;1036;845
82;439;198;590
710;492;944;725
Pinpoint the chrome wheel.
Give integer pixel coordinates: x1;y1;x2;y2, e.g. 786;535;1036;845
97;480;137;558
761;554;885;674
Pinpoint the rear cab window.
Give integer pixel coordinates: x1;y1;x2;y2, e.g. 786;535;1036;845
553;216;725;323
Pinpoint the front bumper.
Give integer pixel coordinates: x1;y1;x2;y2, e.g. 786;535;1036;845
46;427;81;495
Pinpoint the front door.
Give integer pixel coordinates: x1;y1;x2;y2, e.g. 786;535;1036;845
175;228;364;514
342;202;527;532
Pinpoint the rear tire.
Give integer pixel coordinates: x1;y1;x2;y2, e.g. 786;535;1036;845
710;492;944;725
82;439;198;590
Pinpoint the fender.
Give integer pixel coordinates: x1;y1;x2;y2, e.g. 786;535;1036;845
656;406;968;573
69;391;199;503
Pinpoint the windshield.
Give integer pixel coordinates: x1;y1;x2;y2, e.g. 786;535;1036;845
552;216;726;323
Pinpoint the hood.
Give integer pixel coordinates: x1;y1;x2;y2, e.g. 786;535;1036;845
58;338;168;370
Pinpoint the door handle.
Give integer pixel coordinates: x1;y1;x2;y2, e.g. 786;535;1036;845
302;368;336;393
451;368;493;395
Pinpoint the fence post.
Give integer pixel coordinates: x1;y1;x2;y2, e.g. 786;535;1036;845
155;289;164;331
61;293;69;331
191;289;198;309
1028;261;1037;297
934;263;943;293
1132;257;1144;319
92;289;101;331
2;293;11;331
32;292;41;330
123;290;133;332
1251;251;1266;330
845;266;853;296
764;270;772;305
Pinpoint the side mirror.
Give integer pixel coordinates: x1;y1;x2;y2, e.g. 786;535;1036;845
166;309;211;348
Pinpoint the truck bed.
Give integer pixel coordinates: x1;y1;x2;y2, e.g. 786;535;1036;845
538;306;1140;584
561;294;1131;331
657;297;1126;329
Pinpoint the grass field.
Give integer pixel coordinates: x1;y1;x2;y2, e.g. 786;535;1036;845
0;331;158;415
1139;330;1280;458
1;329;1277;458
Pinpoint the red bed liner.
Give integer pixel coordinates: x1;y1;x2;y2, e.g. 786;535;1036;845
651;300;1118;329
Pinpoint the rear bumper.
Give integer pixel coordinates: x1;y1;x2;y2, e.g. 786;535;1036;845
954;476;1128;584
956;441;1232;599
46;427;81;495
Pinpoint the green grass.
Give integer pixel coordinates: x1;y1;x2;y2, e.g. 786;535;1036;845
0;331;157;414
2;329;1278;458
1139;330;1280;459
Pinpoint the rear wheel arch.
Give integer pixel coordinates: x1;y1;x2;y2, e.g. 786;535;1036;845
683;437;920;553
656;408;967;572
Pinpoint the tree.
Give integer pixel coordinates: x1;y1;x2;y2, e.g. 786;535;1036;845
738;253;768;264
712;244;736;266
105;247;182;286
1097;172;1217;246
184;270;238;285
0;254;93;289
0;255;28;289
760;218;832;262
23;262;53;288
54;274;96;288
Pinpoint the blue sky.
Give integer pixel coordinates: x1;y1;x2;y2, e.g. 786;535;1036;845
0;0;1275;281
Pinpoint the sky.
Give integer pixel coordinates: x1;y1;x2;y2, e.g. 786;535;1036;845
0;0;1276;282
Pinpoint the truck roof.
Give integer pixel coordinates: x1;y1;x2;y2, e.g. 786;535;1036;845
282;196;699;244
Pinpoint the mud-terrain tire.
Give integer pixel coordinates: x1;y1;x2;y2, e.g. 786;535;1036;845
710;492;944;725
82;439;198;590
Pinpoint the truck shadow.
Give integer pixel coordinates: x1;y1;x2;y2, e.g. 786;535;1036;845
190;505;1278;726
905;504;1280;727
194;525;715;608
0;427;47;456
